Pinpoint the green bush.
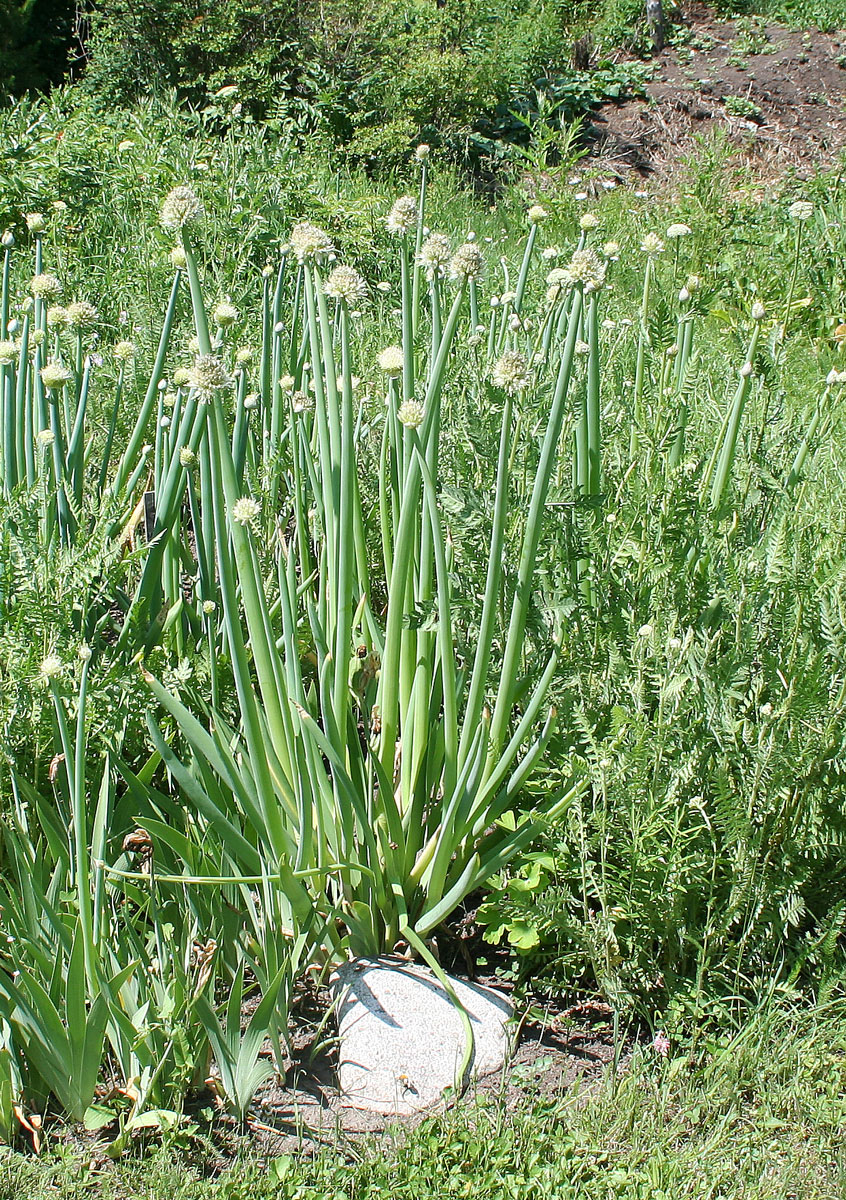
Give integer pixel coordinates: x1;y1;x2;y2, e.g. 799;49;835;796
0;0;77;93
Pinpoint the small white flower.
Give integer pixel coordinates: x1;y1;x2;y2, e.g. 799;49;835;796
231;496;261;525
30;273;62;301
415;143;430;161
66;300;99;330
213;302;239;327
187;354;233;403
114;340;135;361
78;644;92;663
398;399;425;428
679;287;691;303
386;196;418;235
36;428;55;447
751;301;767;321
740;361;754;378
378;346;404;376
236;347;253;364
323;265;368;304
278;374;296;392
170;246;187;269
25;213;46;233
637;624;654;638
641;232;664;256
179;447;197;468
160;185;204;230
39;654;63;680
40;361;71;390
0;340;16;364
173;368;191;387
574;340;590;356
788;200;813;222
685;274;702;293
579;213;600;230
289;221;334;263
449;243;485;282
528;205;548;224
491;350;530;394
417;232;452;279
666;223;692;238
562;248;606;292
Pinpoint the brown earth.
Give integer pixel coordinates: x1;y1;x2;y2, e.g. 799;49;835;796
587;1;846;178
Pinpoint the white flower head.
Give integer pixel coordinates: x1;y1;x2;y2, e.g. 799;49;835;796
202;599;216;614
415;143;430;161
641;232;664;256
398;398;425;429
231;496;261;525
449;242;485;283
213;301;239;327
602;241;620;260
113;340;135;362
666;223;692;239
40;361;71;390
417;232;452;279
289;221;334;264
160;185;204;230
378;346;404;376
0;340;17;364
788;200;813;223
491;350;530;395
179;446;197;468
751;301;767;321
579;213;600;231
39;654;63;680
527;205;548;224
66;301;99;330
46;305;69;329
323;264;368;304
386;196;418;235
36;427;55;447
25;213;46;233
278;374;295;392
562;248;606;292
187;354;233;403
170;246;187;269
30;273;62;301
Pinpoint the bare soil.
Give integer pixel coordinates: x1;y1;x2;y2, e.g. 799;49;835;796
588;2;846;177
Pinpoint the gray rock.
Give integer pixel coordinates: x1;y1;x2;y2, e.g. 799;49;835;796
331;957;514;1114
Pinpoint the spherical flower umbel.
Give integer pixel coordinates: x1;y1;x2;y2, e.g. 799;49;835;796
39;654;63;681
666;223;692;238
641;232;664;256
527;205;548;224
179;446;197;468
66;301;99;330
30;273;62;301
160;185;204;230
788;200;813;223
386;195;418;235
114;340;136;362
25;213;46;233
398;399;425;429
36;428;55;447
47;305;70;328
213;301;239;327
0;340;16;364
417;232;452;279
231;496;261;525
751;301;767;321
415;144;430;161
562;248;606;292
323;264;368;305
491;350;530;395
377;346;404;376
170;246;187;269
289;221;334;264
580;213;600;230
187;354;233;403
449;242;485;283
40;361;72;390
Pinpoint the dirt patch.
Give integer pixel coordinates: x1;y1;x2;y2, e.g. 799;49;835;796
587;2;846;177
219;989;621;1162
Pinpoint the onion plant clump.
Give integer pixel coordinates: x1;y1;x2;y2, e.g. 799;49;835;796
0;176;840;1142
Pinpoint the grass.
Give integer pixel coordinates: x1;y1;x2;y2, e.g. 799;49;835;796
0;1001;844;1198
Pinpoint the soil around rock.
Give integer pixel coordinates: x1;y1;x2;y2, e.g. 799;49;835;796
587;1;846;178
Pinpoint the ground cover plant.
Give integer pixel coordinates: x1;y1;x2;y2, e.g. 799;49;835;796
0;76;845;1188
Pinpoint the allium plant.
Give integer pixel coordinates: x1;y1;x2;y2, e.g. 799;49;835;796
140;176;589;987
